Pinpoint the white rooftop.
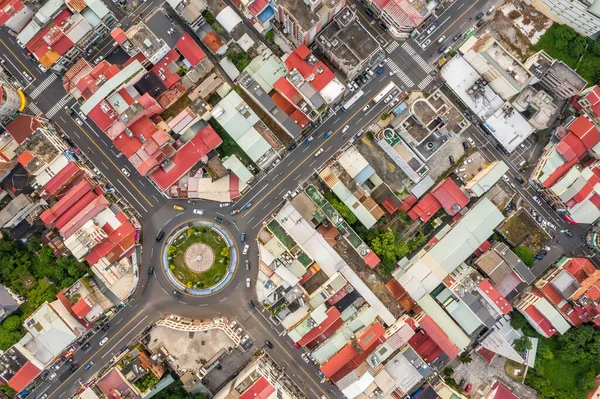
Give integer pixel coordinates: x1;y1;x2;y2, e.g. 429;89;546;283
484;103;535;153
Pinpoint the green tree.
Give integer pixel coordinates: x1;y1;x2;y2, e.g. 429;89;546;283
2;315;22;332
443;367;453;377
134;372;159;392
370;231;397;261
265;30;274;44
513;246;534;266
458;351;472;364
221;247;230;258
168;245;177;256
513;336;532;352
568;36;588;59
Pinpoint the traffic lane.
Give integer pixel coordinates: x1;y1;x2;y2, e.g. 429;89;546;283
416;0;486;43
0;40;39;86
52;116;158;216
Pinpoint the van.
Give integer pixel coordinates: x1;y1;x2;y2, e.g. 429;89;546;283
156;231;165;241
518;160;526;169
476;11;484;19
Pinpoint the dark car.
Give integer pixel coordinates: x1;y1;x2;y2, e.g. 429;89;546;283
449;156;455;165
538;250;548;256
477;19;485;27
248;300;255;310
379;23;387;32
364;7;374;17
69;364;79;373
240;233;246;242
453;33;462;41
534;254;543;260
265;340;274;349
81;343;90;351
288;143;297;151
245;259;250;271
462;141;469;151
215;216;224;224
516;175;526;184
242;339;253;350
148;267;154;276
437;46;447;54
476;11;484;19
84;362;94;370
102;323;110;331
173;290;183;298
156;231;165;242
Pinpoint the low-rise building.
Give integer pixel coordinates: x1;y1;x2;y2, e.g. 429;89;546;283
529;0;600;38
465;161;509;197
316;7;383;80
0;285;20;322
366;0;430;40
515;292;571;338
166;0;207;30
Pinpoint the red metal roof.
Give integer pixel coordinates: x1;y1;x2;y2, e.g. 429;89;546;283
43;162;81;197
239;377;274;399
150;125;222;190
176;33;206;66
357;322;385;350
523;304;556;337
284;45;335;92
17;151;34;167
476;346;496;364
59;195;109;238
88;101;118;132
53;190;97;230
151;49;181;89
381;197;399;214
568;115;600;150
8;361;40;392
248;0;267;15
202;31;226;53
297;307;341;346
539;283;563;305
85;220;135;265
410;193;442;222
485;381;519;399
399;194;417;211
110;27;128;44
0;0;24;25
320;344;358;378
72;297;92;318
478;279;512;315
41;180;93;227
273;77;302;104
290;108;309;129
6;115;40;144
432;178;470;216
418;315;461;359
271;91;296;114
363;251;381;269
564;258;597;282
331;337;385;382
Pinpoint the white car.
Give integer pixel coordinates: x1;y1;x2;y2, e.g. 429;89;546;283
362;105;370;112
49;373;57;380
366;67;374;76
342;125;350;133
502;174;510;183
121;168;131;177
230;321;237;328
532;196;543;206
241;335;250;342
38;64;47;73
17;39;25;48
548;222;556;230
384;95;393;104
23;72;33;81
466;137;475;146
437;35;446;44
246;278;250;288
99;337;109;346
219;202;231;207
75;118;83;126
301;353;310;363
193;209;204;215
243;244;249;255
421;39;431;49
314;148;324;157
389;98;399;107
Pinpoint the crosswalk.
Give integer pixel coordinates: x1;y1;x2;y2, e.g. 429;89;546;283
386;41;400;54
28;102;42;116
401;42;433;73
418;75;434;90
386;59;415;87
29;74;58;99
46;94;73;118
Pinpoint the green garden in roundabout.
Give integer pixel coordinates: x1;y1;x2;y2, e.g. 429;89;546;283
166;226;230;289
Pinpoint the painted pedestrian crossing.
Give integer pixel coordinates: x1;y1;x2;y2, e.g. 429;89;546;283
28;102;42;116
386;41;400;54
386;59;414;87
29;74;57;99
46;94;72;118
401;42;433;73
418;75;434;90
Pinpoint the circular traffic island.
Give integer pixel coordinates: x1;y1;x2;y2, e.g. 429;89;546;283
164;223;236;294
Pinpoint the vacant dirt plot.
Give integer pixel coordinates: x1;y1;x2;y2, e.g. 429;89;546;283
487;0;552;59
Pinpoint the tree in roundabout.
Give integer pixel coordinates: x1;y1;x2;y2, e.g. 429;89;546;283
166;226;231;289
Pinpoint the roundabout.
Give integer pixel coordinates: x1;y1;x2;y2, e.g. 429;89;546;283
162;220;238;295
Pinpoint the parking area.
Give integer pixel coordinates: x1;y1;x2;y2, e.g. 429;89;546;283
147;325;235;370
504;136;541;171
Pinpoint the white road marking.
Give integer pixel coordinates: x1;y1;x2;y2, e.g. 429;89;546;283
101;315;149;358
116;179;149;213
100;161;109;169
247;216;255;224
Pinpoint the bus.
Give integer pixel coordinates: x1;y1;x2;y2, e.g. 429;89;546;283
373;82;396;103
342;89;364;111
